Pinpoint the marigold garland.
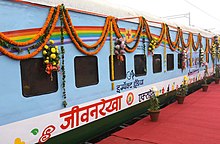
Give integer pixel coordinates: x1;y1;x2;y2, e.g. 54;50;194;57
205;38;210;62
112;18;122;38
0;5;60;60
180;30;192;48
125;32;141;53
143;20;165;49
26;9;58;54
62;7;110;55
112;17;143;53
163;26;167;72
155;23;166;48
63;7;111;49
191;33;201;51
0;7;55;46
165;25;180;51
190;43;193;67
0;39;23;54
143;20;153;41
0;4;214;62
126;17;143;44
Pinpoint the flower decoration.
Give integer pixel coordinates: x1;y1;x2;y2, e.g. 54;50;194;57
148;38;157;54
215;64;220;78
42;40;60;78
218;50;220;60
14;138;26;144
0;6;60;60
199;47;204;65
202;62;208;85
183;75;189;85
114;37;126;61
148;86;160;111
177;76;188;97
181;48;188;69
152;86;159;97
152;86;158;93
211;43;217;59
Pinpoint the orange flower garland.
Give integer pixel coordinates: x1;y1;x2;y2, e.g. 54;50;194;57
124;20;143;53
62;8;110;55
191;33;201;51
125;34;141;53
0;7;55;46
143;20;165;49
155;23;166;48
143;20;153;41
165;25;181;51
63;8;111;49
126;17;143;44
205;38;210;62
180;30;192;48
0;4;214;60
112;16;143;44
0;5;60;60
112;18;123;38
112;17;143;53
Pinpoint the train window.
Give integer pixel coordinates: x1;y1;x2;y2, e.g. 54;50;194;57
167;54;174;71
74;56;99;88
153;54;162;73
134;55;146;76
178;53;182;69
20;58;58;97
109;55;126;81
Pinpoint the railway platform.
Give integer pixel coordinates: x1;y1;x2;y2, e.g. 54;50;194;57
97;82;220;144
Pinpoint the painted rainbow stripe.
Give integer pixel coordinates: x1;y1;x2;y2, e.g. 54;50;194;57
2;26;107;42
1;26;139;42
0;26;166;56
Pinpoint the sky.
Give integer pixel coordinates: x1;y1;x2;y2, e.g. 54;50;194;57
105;0;220;34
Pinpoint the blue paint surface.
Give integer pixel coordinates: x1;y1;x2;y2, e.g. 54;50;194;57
0;1;215;126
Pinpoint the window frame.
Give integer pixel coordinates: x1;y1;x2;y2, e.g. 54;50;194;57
74;56;99;88
178;53;182;69
153;54;162;73
134;54;147;77
20;58;58;97
167;54;174;71
109;55;126;81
